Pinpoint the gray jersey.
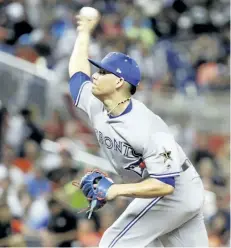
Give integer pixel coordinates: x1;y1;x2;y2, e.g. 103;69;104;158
70;72;208;247
76;79;188;183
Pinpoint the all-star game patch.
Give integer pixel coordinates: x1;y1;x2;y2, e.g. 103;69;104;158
159;148;172;163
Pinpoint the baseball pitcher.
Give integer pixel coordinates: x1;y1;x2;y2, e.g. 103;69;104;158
68;8;208;248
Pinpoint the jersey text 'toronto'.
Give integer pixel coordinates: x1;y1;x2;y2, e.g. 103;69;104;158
95;129;141;159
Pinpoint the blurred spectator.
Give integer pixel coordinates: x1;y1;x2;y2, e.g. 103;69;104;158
191;133;215;166
22;193;50;232
203;189;217;222
209;210;230;246
113;197;130;216
0;165;24;218
0;104;8;162
0;202;26;247
41;198;78;247
43;110;65;141
5;112;25;155
20;108;44;147
14;45;40;63
208;233;223;247
25;166;52;199
98;207;117;235
14;139;41;173
215;138;230;179
4;2;34;45
124;14;155;48
198;158;226;188
6;108;44;159
47;149;79;187
101;13;123;40
77;218;101;247
0;145;24;187
61;120;88;152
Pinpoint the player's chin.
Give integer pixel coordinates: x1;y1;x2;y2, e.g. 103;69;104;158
91;87;100;96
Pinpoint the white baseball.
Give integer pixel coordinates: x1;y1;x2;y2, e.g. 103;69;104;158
79;7;99;20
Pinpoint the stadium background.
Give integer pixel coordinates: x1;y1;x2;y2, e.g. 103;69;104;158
0;0;229;247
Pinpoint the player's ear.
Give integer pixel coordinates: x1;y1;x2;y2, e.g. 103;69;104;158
115;77;124;89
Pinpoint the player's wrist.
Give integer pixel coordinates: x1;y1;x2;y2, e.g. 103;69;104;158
106;184;120;201
77;30;91;40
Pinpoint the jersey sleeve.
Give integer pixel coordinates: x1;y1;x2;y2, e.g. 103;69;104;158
143;132;181;178
69;72;101;117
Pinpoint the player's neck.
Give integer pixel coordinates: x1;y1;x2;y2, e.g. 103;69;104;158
103;95;131;116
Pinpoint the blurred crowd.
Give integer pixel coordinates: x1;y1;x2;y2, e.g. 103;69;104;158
0;0;230;94
0;0;230;247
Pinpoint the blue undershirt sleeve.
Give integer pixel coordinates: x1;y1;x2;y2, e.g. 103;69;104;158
156;177;175;188
69;71;91;107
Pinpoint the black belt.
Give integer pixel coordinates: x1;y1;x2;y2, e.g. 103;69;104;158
181;159;191;172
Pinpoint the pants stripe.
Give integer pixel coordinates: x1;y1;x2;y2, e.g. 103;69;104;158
108;196;163;248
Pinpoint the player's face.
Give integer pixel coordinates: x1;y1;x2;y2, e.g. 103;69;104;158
92;69;118;97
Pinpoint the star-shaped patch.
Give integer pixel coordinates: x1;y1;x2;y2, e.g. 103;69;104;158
159;148;172;163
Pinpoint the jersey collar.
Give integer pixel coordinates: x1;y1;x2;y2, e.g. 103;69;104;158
108;100;133;119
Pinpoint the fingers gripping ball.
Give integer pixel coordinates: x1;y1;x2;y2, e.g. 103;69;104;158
80;170;114;210
79;7;99;20
77;7;100;33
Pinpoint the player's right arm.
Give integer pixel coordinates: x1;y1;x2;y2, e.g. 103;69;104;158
68;13;100;114
68;16;92;77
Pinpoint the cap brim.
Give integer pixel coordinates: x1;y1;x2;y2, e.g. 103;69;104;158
89;58;118;76
88;59;104;69
88;59;114;75
88;58;121;77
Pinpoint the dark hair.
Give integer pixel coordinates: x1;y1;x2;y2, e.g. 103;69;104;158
130;84;136;95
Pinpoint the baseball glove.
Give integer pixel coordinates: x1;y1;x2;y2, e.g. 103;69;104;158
78;169;114;214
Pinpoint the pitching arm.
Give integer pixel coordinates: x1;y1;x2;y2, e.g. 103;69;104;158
68;27;91;78
68;13;101;115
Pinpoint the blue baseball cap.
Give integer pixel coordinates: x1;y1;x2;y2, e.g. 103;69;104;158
88;52;141;88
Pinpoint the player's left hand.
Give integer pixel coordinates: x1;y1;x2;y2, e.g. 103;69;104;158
79;169;114;210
